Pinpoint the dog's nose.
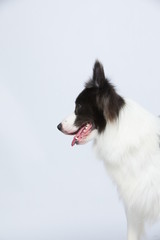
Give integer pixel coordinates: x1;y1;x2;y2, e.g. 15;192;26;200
57;123;62;131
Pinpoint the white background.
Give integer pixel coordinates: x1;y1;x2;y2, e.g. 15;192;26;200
0;0;160;239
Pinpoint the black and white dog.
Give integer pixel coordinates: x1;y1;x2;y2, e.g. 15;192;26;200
57;61;160;240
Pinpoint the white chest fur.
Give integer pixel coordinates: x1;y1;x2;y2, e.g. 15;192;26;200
94;99;160;220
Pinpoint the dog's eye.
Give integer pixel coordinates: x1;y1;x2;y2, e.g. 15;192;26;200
75;104;82;115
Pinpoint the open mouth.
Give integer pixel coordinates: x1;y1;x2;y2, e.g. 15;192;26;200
71;122;93;146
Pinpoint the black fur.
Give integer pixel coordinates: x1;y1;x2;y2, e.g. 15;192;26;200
74;61;125;133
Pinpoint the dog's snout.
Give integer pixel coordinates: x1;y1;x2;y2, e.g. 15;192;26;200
57;123;62;131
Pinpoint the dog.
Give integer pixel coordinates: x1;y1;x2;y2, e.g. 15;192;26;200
57;61;160;240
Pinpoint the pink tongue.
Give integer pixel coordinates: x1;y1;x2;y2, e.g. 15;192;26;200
71;123;92;146
71;126;85;146
71;138;77;147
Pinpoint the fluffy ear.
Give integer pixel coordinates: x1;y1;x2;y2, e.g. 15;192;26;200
85;60;106;89
93;60;105;88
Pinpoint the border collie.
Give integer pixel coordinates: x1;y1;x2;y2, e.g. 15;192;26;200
57;61;160;240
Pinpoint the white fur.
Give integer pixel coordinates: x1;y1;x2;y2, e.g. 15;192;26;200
62;99;160;240
94;99;160;239
61;113;77;134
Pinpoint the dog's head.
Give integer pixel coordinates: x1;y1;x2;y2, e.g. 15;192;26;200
57;61;125;146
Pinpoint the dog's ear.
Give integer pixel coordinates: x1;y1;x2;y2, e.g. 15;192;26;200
93;60;105;88
85;60;106;88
